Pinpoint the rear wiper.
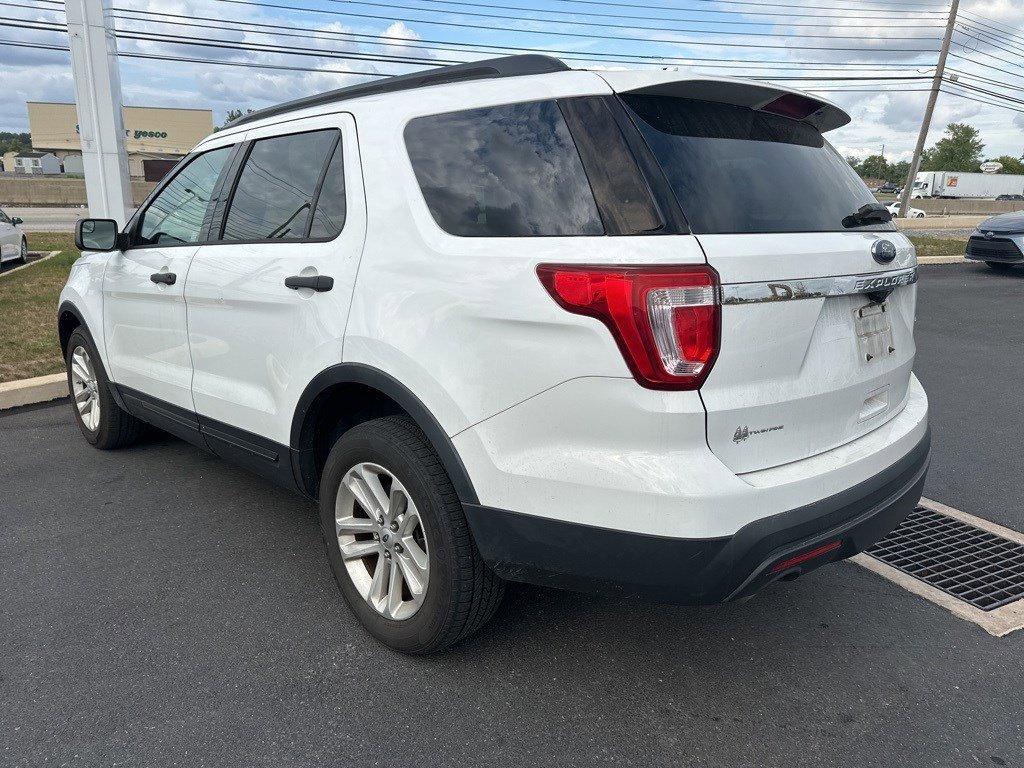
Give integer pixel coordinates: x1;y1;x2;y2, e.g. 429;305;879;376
842;203;892;228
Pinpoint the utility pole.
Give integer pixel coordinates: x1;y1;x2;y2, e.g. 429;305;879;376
898;0;959;218
66;0;132;226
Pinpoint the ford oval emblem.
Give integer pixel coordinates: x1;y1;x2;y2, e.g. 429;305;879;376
871;240;897;264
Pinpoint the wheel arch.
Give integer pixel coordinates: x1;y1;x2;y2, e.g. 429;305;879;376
57;300;88;357
290;363;479;505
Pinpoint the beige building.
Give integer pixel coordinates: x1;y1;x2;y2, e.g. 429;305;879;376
27;102;214;179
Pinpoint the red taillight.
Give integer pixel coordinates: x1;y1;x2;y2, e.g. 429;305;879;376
536;264;720;390
770;540;843;574
760;93;821;121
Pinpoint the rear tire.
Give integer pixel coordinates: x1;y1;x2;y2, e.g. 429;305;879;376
19;237;28;263
319;415;504;654
65;328;143;449
986;261;1014;271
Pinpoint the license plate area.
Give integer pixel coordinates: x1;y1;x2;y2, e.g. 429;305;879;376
854;301;893;365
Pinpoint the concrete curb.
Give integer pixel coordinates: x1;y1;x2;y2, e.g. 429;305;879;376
0;250;61;278
0;373;68;410
918;255;968;264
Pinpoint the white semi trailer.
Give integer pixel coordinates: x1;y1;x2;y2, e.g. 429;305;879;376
911;171;1024;199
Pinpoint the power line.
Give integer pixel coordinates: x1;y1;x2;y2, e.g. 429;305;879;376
335;0;948;29
190;0;944;52
286;0;946;42
109;8;936;71
501;0;948;21
949;52;1024;84
941;85;1024;115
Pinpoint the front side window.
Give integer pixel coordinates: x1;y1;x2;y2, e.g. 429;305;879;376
622;95;895;235
404;100;604;237
137;146;231;246
221;129;339;242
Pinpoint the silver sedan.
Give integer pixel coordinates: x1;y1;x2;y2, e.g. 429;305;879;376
0;207;28;264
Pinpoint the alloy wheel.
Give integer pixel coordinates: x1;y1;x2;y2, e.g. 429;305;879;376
335;462;430;620
70;346;101;431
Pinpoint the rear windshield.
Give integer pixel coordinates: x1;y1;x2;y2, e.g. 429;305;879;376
622;95;895;235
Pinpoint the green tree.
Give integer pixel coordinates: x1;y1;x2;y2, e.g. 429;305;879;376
985;155;1024;175
921;123;984;172
0;131;31;154
215;108;253;131
888;160;911;185
858;153;889;180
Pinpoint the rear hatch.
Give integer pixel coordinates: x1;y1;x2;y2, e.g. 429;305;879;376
619;86;918;474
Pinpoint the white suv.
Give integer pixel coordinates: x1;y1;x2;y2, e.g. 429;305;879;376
59;56;929;653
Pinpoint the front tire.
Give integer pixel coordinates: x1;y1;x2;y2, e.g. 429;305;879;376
19;237;28;263
65;328;143;449
319;415;504;654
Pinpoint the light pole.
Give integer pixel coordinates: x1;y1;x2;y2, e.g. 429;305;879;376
66;0;133;226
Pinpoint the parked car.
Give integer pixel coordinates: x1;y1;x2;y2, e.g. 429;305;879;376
59;56;929;654
875;182;901;194
965;211;1024;270
995;194;1024;201
886;202;926;218
0;207;27;264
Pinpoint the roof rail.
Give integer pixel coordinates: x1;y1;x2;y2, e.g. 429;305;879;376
227;54;570;129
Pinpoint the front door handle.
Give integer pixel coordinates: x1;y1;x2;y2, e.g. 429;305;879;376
150;272;176;285
285;275;334;292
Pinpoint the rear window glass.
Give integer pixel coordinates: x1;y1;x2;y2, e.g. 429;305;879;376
622;95;895;235
404;100;604;237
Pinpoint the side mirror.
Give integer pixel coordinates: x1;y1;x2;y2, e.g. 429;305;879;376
75;218;121;252
11;217;23;226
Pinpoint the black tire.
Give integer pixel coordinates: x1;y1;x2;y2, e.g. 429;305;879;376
65;328;143;449
319;415;504;654
19;237;28;264
986;261;1014;271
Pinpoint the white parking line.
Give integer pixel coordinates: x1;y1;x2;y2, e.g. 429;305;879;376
853;498;1024;637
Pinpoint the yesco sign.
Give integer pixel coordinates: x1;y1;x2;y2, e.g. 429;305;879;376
75;124;170;140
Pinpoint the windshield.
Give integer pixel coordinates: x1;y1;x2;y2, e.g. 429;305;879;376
621;95;895;235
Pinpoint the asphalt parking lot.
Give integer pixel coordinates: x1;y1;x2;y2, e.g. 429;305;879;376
2;261;1023;767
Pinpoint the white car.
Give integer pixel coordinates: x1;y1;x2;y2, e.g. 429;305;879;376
58;56;929;653
887;202;926;218
0;208;28;264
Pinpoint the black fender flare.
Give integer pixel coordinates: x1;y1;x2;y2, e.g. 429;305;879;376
290;363;479;505
56;300;92;356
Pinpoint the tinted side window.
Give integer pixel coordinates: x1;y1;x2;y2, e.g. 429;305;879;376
404;100;604;237
222;130;338;241
0;210;11;224
308;141;346;239
137;146;231;246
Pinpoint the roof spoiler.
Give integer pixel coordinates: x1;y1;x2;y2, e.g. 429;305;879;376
597;72;851;133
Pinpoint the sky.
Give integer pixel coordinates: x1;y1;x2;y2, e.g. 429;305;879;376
2;0;1023;161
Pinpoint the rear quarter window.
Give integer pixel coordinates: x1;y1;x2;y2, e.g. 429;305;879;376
404;100;604;237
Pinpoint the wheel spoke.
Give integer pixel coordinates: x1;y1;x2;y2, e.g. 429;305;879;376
75;387;91;405
339;538;380;561
398;508;421;536
87;399;99;429
77;394;91;416
335;515;376;536
367;554;389;606
71;356;89;382
396;547;427;598
346;466;390;518
386;557;404;618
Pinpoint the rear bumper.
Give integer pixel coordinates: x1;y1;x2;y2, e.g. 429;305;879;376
465;428;929;605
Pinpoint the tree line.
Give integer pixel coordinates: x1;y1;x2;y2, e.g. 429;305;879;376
848;123;1024;183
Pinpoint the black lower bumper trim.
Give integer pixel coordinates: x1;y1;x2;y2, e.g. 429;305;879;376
464;428;930;605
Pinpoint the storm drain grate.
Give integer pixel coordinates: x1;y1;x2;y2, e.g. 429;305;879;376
866;506;1024;611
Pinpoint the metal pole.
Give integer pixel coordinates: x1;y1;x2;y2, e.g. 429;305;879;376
66;0;132;226
898;0;959;218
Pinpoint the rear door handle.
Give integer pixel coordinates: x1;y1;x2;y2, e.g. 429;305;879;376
285;275;334;292
150;272;176;285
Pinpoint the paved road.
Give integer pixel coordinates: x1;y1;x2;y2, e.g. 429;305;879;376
2;262;1023;767
3;206;91;232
